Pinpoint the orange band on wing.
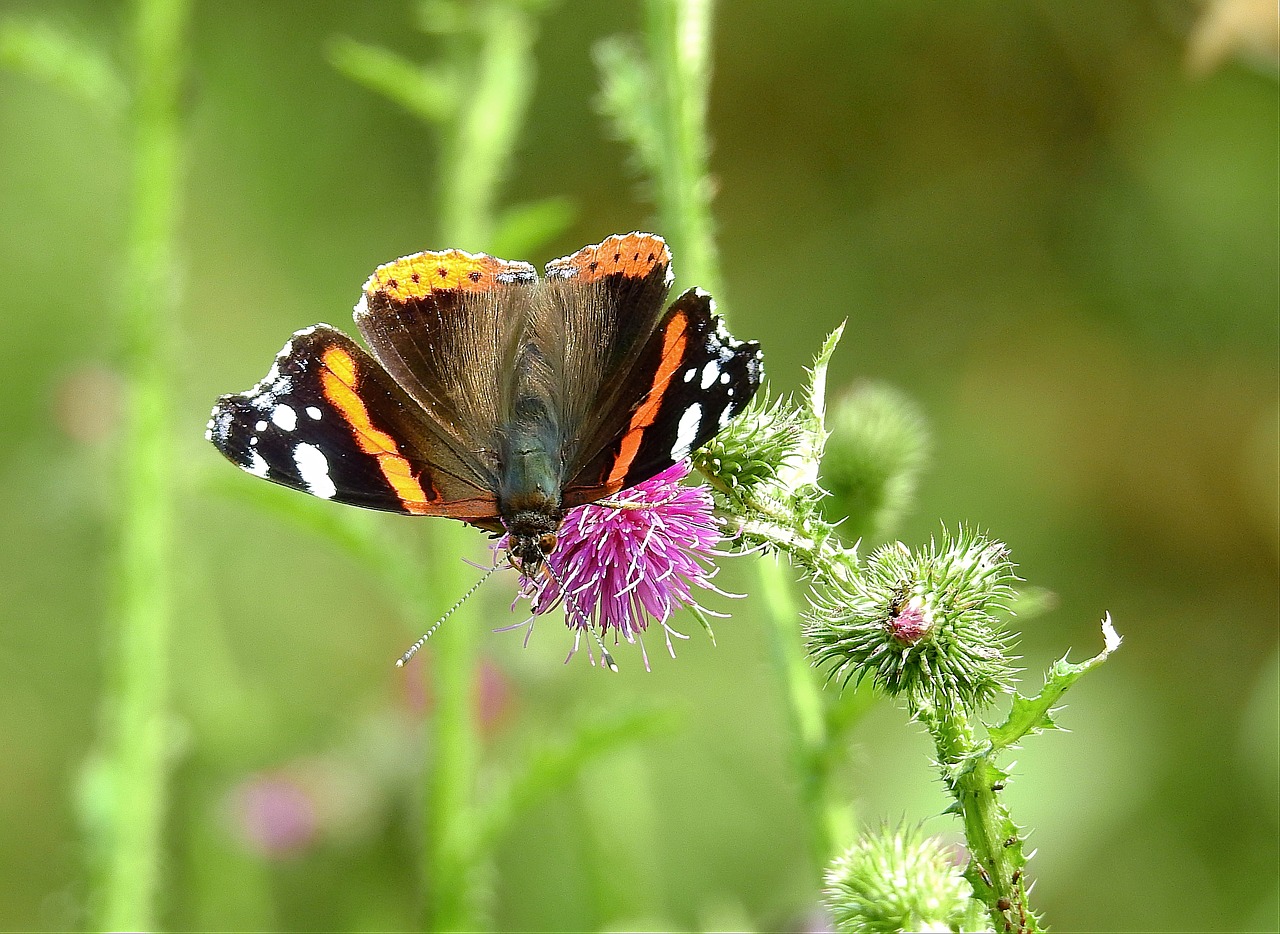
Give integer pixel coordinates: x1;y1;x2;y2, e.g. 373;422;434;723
319;345;436;514
606;314;689;488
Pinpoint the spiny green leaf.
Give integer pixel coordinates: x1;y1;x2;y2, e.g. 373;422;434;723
987;614;1121;750
806;320;845;430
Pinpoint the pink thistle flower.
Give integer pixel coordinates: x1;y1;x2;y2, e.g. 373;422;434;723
499;460;727;669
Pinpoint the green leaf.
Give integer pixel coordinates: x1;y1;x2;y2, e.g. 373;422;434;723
489;196;577;258
806;321;845;431
775;322;844;494
476;706;679;850
987;614;1122;750
0;18;126;120
328;36;456;125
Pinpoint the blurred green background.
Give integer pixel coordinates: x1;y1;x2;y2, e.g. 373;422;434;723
1;0;1276;930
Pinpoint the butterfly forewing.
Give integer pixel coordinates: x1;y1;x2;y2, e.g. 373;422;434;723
561;287;763;506
207;324;500;518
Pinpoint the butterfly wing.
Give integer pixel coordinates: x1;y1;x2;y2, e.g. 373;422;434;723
560;287;763;506
354;249;538;465
207;324;501;518
534;232;762;506
535;233;674;474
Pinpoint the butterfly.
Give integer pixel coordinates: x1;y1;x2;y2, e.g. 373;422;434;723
206;232;762;576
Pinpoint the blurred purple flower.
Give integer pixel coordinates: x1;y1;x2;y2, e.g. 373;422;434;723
228;772;318;859
501;460;726;669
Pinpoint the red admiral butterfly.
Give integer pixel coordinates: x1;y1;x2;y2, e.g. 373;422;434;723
206;232;762;576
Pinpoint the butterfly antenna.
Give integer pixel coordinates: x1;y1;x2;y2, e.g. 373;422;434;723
395;563;498;668
543;560;618;672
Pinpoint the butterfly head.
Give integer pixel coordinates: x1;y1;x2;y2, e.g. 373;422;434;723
507;530;558;577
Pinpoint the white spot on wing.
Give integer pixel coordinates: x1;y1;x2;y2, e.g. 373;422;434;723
305;406;322;420
254;420;268;432
700;361;720;389
671;403;703;461
293;442;336;499
683;367;697;383
246;449;270;478
271;404;298;431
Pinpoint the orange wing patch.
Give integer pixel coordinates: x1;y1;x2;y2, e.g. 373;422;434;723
319;345;437;514
546;232;670;283
364;250;535;302
606;311;689;488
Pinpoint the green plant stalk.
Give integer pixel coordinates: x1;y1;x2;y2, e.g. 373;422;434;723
921;699;1038;934
758;557;847;875
628;0;846;879
423;520;481;933
96;0;190;929
422;5;536;931
437;2;535;250
642;0;720;297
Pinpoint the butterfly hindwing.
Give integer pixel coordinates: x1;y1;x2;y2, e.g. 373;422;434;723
207;324;500;518
537;233;675;471
354;249;538;459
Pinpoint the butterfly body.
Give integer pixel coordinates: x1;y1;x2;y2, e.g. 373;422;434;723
207;233;762;574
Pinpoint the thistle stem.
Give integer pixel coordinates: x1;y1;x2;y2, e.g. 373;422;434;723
920;699;1039;934
642;0;720;296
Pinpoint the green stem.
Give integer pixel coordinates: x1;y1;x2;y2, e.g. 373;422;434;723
922;700;1038;934
631;0;847;879
437;1;535;250
757;557;847;878
423;521;481;933
95;0;190;929
421;5;536;931
643;0;720;296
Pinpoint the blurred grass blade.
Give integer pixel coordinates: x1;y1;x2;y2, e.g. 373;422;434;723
0;17;127;120
489;195;577;258
477;706;681;851
201;468;430;610
328;36;457;125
